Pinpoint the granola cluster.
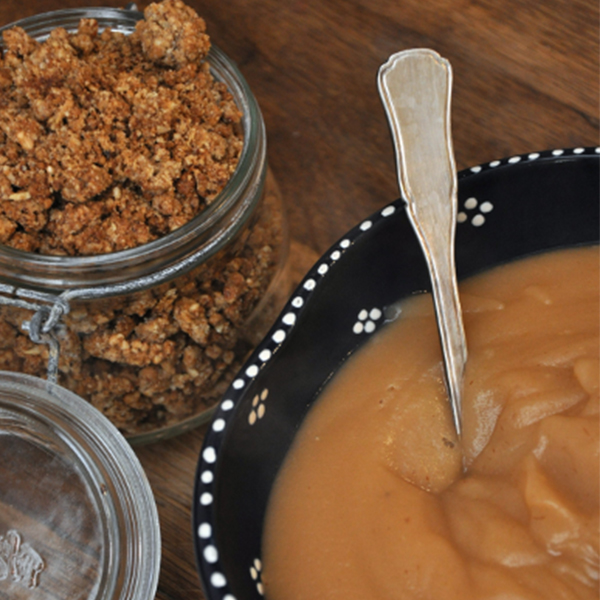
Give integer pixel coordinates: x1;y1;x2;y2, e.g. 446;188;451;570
0;178;285;434
0;0;242;254
0;1;287;436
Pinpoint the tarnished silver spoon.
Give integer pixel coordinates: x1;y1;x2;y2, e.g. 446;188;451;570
378;48;467;437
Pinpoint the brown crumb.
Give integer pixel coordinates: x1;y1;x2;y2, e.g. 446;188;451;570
0;2;286;436
137;0;211;68
0;0;242;255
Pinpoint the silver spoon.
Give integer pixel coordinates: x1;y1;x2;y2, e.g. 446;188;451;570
377;48;467;437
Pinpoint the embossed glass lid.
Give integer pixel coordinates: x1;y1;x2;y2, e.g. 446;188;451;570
0;372;160;600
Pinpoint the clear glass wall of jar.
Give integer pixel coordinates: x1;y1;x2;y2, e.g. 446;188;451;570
0;7;290;444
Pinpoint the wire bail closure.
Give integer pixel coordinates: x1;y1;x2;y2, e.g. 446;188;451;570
0;284;71;384
0;224;230;385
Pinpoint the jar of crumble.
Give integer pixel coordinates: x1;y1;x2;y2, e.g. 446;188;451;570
0;3;290;444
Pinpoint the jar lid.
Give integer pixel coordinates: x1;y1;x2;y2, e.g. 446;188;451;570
0;372;160;599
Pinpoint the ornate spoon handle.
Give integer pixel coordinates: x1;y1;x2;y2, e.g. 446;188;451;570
378;48;467;437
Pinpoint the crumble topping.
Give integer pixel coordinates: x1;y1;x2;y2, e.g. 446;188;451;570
0;1;287;435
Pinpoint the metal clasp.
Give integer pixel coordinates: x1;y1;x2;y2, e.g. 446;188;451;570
0;285;70;384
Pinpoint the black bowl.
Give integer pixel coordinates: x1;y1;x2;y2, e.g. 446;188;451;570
193;147;599;599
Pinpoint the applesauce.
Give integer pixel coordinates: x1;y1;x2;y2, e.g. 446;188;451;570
262;246;599;600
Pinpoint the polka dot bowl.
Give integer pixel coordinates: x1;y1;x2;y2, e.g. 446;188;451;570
193;148;599;599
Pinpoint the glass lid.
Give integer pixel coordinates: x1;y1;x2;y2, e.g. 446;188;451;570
0;372;160;599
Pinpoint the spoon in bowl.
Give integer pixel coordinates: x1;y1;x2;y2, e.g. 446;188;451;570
378;48;467;437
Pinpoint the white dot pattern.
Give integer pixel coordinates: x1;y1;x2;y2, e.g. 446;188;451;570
198;523;211;539
259;349;272;362
457;149;590;229
203;447;216;463
282;312;296;326
201;470;214;484
210;573;226;588
250;558;264;595
272;329;286;344
249;389;269;425
458;196;494;228
204;546;219;563
212;419;225;433
245;365;259;378
353;307;383;335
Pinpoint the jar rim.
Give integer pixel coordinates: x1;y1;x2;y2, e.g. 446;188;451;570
0;7;266;291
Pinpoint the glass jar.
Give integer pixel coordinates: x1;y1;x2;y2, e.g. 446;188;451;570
0;7;290;444
0;370;161;599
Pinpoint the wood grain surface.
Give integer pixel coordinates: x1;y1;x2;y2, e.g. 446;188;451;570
0;1;597;598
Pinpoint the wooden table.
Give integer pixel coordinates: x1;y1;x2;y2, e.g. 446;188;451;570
0;0;597;598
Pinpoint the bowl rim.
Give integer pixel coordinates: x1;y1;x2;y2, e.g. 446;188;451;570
192;145;600;599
